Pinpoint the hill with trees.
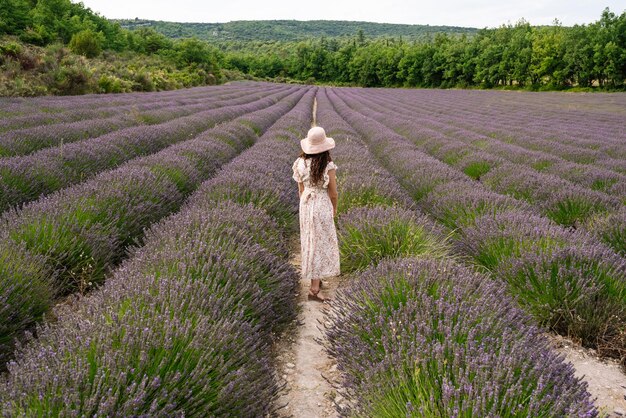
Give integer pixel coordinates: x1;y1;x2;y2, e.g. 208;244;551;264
215;9;626;90
112;19;478;42
0;1;624;96
0;0;223;95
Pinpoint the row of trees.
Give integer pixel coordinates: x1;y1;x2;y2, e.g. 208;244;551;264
224;9;626;89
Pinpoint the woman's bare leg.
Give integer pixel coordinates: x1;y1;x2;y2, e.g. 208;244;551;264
308;279;326;301
310;279;321;293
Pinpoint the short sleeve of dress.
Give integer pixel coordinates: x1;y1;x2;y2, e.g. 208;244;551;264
292;158;302;183
322;161;338;188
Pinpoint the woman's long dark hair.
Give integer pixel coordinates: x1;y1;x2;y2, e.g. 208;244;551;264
299;150;333;186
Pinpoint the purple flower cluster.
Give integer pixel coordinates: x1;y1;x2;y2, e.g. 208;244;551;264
325;257;597;417
0;86;310;366
0;87;315;415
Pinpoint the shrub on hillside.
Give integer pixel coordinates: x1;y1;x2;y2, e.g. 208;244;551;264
69;29;103;58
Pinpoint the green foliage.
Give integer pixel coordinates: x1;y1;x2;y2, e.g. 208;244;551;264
588;212;626;256
0;39;226;96
338;207;450;273
498;246;626;348
544;195;611;228
216;9;626;90
462;161;492;179
0;0;31;36
113;19;476;42
336;186;396;215
69;29;103;58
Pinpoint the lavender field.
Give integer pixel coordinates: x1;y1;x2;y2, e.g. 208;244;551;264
0;82;625;416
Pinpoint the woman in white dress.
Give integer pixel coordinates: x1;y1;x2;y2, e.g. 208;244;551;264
292;126;340;302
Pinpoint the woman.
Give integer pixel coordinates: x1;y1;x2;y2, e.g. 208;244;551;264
292;126;340;302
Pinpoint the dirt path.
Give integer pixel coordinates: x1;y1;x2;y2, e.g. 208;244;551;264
274;238;341;417
549;335;626;417
273;94;342;417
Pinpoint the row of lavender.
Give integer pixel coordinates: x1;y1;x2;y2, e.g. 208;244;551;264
0;82;265;123
315;90;596;416
336;88;626;255
0;88;315;416
0;85;297;212
371;88;626;169
326;87;626;369
338;89;624;230
0;83;256;132
356;88;626;201
0;86;308;367
0;84;266;156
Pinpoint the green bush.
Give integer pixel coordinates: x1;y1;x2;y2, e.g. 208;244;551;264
497;244;626;348
97;74;133;93
51;58;93;95
338;206;450;273
69;29;103;58
463;161;492;180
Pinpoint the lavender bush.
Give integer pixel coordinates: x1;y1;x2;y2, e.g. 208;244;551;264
338;205;449;272
497;243;626;349
587;208;626;255
420;181;529;230
325;257;596;417
455;210;585;272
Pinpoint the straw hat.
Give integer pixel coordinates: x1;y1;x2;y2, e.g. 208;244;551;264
300;126;335;154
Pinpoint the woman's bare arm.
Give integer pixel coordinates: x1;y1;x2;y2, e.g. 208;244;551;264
327;169;338;217
298;181;304;198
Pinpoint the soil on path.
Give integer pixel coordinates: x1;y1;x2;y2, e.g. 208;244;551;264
273;237;342;418
549;335;626;417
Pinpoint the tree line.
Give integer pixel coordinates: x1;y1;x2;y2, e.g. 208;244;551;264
223;9;625;90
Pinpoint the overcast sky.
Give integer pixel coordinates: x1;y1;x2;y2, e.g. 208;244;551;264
78;0;625;28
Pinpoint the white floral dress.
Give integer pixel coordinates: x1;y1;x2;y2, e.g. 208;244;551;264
292;157;340;281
